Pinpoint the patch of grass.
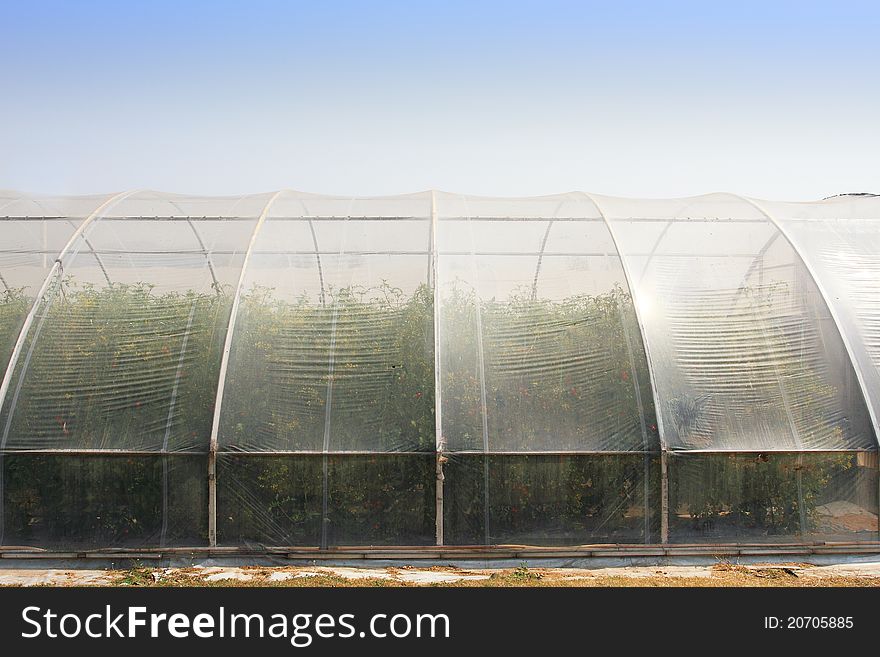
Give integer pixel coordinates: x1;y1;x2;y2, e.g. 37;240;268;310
117;564;154;586
511;564;543;582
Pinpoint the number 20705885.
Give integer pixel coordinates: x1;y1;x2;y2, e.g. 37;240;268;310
764;617;853;629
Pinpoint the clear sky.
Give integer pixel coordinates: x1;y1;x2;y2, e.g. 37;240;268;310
1;0;878;200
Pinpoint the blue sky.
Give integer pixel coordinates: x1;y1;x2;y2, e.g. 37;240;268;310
1;0;878;199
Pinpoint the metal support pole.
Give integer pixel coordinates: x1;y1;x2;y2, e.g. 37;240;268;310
207;451;217;544
207;191;284;547
585;192;670;544
435;449;445;546
660;451;669;543
430;191;445;545
795;453;808;537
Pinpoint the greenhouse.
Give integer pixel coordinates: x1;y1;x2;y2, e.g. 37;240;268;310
0;189;878;554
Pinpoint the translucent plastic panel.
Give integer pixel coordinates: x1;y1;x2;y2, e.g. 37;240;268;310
1;194;115;380
216;455;435;546
0;190;16;207
598;193;875;451
218;201;433;454
764;196;880;441
668;452;879;543
267;191;432;222
444;454;659;545
0;455;207;548
0;193;118;220
435;191;593;220
0;210;258;452
437;194;657;453
217;455;323;546
0;219;85;377
99;191;272;220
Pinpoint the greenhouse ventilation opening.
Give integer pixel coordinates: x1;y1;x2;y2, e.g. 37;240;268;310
0;189;879;557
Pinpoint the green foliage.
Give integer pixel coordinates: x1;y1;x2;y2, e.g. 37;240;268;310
221;281;435;452
662;280;870;450
7;279;228;451
3;455;207;547
445;455;656;544
118;562;155;586
440;283;657;452
511;563;542;581
217;455;434;546
0;286;31;377
669;453;857;536
0;278;873;547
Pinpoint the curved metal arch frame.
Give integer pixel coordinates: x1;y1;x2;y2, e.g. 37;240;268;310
294;196;328;307
0;189;137;545
729;193;880;450
163;197;221;293
207;190;286;546
0;196;22;214
0;195;109;301
567;192;657;541
206;191;432;547
0;190;138;420
581;191;670;542
529;196;576;301
443;192;660;543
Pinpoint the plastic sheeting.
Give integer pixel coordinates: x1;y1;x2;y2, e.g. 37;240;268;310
217;192;434;454
0;190;878;550
444;454;659;545
435;193;660;545
762;195;880;447
596;193;875;452
217;454;434;547
0;192;269;546
435;193;657;454
0;192;270;452
2;454;206;548
212;192;435;548
668;452;879;543
0;193;114;378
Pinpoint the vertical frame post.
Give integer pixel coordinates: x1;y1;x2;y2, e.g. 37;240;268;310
431;191;445;546
207;191;284;547
585;192;670;543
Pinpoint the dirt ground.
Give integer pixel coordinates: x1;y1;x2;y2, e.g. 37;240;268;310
1;562;880;587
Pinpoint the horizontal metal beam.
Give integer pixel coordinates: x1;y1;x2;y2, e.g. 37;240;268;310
0;249;797;258
666;448;879;454
0;448;872;456
1;542;878;560
3;215;675;226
